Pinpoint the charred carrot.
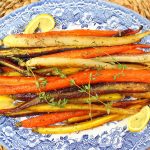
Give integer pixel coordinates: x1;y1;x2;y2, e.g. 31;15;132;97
41;44;149;59
0;69;150;94
3;30;150;48
114;26;143;36
16;110;89;128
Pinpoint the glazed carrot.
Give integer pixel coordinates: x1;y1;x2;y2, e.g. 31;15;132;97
21;29;118;37
41;44;149;59
3;30;150;48
1;67;14;72
114;26;142;36
0;76;59;85
120;48;145;54
13;28;141;37
0;46;81;58
33;114;127;134
67;112;103;124
25;57;117;68
97;53;150;63
16;110;89;128
0;69;150;94
67;101;148;124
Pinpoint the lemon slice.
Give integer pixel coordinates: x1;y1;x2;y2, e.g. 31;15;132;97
24;14;55;34
127;105;150;132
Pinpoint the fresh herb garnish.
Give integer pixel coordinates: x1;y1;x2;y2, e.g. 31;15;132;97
52;67;67;78
70;79;76;86
38;92;68;107
104;101;113;114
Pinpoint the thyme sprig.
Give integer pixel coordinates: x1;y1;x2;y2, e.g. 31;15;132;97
69;75;113;115
38;92;68;108
52;67;67;78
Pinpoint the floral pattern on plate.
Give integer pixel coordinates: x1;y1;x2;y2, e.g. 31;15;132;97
0;0;150;149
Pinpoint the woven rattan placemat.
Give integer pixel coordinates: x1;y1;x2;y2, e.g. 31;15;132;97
0;0;150;19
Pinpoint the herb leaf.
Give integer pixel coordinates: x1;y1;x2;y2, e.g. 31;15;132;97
52;67;66;78
38;92;68;107
70;79;76;86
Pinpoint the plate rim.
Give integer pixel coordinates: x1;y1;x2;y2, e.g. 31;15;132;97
0;0;150;25
0;0;150;150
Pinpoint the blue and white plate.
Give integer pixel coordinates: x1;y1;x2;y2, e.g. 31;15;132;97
0;0;150;149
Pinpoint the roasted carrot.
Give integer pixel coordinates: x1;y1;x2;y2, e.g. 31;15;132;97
0;76;59;85
0;58;27;75
22;29;118;37
12;82;150;100
40;44;149;59
0;46;82;58
16;110;89;128
67;112;103;124
120;48;145;54
112;99;150;108
3;30;150;48
24;103;137;115
8;93;122;113
97;53;150;63
114;26;143;36
67;100;148;124
122;64;149;70
5;82;149;112
0;69;150;94
34;67;83;76
5;99;147;117
25;57;117;68
1;67;23;76
125;92;150;99
12;28;141;37
1;67;15;72
3;72;23;77
33;114;127;134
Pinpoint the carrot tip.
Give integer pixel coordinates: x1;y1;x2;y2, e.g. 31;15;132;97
32;128;38;133
16;122;22;127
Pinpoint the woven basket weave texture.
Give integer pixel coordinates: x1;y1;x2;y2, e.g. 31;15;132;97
0;0;150;18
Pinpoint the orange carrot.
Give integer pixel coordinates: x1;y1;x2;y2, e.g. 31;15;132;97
0;69;150;94
17;110;89;128
120;48;145;54
1;67;15;72
0;76;60;85
16;28;141;38
41;44;150;59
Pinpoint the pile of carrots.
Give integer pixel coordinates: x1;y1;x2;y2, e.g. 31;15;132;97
0;27;150;134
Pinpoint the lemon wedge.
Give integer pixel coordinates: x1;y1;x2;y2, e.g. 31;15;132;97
24;14;55;34
127;105;150;132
